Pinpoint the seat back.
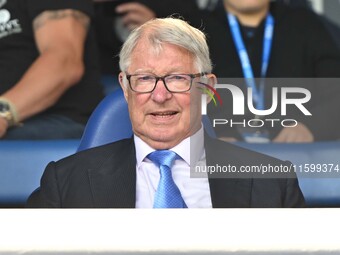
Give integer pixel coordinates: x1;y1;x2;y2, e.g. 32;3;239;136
77;89;133;151
0;140;79;206
237;142;340;207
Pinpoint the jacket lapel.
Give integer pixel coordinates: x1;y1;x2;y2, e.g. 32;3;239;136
88;138;136;208
205;134;253;208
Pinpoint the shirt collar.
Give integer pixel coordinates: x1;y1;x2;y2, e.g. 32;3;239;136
134;126;205;167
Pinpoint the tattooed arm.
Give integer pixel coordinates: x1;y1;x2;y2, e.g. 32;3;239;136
0;9;89;137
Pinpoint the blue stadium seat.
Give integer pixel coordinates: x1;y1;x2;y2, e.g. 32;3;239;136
236;142;340;207
0;140;79;206
77;89;132;151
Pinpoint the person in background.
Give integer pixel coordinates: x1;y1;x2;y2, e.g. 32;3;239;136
0;0;104;139
27;18;305;208
200;0;340;143
276;0;340;48
93;0;200;94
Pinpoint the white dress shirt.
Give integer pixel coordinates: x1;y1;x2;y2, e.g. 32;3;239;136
135;127;212;208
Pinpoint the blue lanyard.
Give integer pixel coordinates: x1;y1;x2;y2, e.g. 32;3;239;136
227;13;274;110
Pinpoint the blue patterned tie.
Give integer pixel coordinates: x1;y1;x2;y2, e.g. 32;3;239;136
147;150;187;208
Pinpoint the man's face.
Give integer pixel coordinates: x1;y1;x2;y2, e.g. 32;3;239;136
119;41;206;150
224;0;270;14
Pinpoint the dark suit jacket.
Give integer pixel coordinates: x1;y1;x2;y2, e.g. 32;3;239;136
27;135;305;208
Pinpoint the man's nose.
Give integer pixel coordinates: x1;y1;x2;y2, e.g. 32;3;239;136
151;79;172;103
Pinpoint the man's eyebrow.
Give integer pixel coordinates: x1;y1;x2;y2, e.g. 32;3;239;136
33;9;90;31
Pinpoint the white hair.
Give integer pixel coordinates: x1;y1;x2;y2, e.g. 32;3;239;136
119;17;212;75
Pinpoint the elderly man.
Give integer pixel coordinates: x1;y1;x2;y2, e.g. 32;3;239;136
27;18;305;208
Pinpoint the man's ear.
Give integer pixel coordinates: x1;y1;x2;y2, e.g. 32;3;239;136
205;74;217;104
118;72;129;102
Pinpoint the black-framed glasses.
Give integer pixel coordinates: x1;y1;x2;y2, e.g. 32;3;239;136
125;73;206;93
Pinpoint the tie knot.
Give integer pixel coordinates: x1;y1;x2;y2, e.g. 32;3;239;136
147;150;178;169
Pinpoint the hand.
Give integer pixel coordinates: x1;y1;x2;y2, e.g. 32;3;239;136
0;117;8;138
273;122;314;143
115;2;156;31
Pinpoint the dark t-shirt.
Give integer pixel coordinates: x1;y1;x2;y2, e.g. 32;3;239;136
201;2;340;140
0;0;104;124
